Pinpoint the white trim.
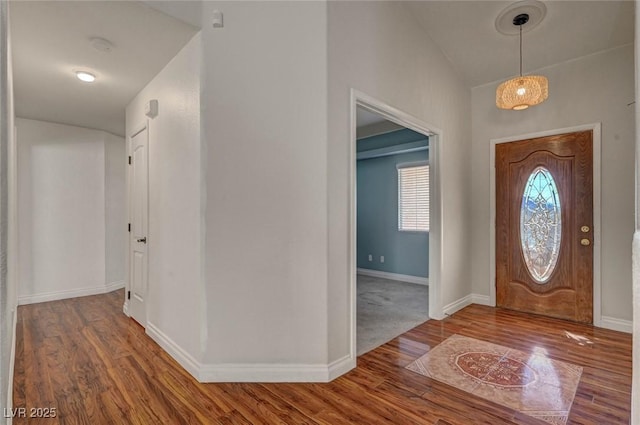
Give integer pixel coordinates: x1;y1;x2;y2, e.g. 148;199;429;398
327;355;357;381
18;280;125;305
147;321;356;383
123;301;129;316
396;160;428;169
443;294;472;316
442;294;491;316
145;322;201;379
489;123;602;326
6;308;17;425
357;141;427;161
199;360;354;383
600;316;632;334
471;293;491;305
351;90;444;370
357;268;428;286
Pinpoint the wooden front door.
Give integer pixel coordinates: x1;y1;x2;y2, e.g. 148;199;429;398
496;130;593;323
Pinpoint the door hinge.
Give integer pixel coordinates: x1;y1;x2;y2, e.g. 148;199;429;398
128;156;132;165
128;223;131;232
127;291;131;300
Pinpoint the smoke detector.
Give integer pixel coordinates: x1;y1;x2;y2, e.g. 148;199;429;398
90;37;114;53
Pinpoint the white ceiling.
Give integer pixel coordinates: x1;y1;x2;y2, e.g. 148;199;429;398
356;107;405;139
357;107;387;127
8;1;635;136
404;1;634;87
142;0;202;28
10;1;198;136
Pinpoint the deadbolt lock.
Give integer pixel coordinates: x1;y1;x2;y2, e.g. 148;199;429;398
581;225;590;233
580;238;591;246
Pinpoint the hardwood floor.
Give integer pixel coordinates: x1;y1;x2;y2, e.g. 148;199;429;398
13;290;631;424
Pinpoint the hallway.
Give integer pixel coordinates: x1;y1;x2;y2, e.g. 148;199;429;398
12;290;631;424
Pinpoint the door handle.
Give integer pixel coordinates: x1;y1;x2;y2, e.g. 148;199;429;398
136;237;147;244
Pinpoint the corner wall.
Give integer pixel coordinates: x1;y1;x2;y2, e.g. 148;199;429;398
105;133;126;285
1;0;16;414
470;44;635;327
16;118;125;304
125;33;203;367
631;5;640;423
200;1;330;378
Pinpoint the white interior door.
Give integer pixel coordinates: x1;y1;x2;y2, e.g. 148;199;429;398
129;124;148;327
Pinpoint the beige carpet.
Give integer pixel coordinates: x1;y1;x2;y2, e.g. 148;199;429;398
357;274;429;355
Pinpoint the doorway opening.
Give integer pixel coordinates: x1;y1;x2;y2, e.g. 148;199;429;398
350;91;443;358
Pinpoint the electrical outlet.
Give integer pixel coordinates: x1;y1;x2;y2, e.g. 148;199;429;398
380;256;385;263
368;254;373;262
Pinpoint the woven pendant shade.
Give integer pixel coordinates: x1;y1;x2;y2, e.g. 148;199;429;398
496;75;548;110
496;11;548;110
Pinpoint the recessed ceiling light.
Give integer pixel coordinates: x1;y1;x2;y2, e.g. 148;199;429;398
76;71;96;83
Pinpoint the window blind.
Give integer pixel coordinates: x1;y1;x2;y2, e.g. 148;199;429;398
398;164;429;232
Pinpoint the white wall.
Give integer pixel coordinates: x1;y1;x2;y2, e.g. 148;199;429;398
125;34;203;364
631;6;640;423
105;133;126;285
327;1;472;362
201;1;329;373
1;0;16;415
16;118;125;304
471;45;635;324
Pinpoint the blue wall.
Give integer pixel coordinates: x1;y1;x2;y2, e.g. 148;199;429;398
357;129;428;277
357;128;427;152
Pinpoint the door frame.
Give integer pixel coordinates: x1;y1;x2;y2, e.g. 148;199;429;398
349;89;444;359
124;120;150;323
489;123;602;327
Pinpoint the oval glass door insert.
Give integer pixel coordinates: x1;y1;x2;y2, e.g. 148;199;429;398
520;166;562;283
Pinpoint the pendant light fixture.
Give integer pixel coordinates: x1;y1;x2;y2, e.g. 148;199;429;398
496;13;548;110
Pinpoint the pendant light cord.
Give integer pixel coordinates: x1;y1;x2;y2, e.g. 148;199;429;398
519;23;523;77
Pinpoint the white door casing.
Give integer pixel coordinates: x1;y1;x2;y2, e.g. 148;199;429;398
128;123;149;327
350;89;443;360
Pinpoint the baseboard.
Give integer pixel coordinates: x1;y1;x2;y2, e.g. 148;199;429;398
471;293;492;306
199;360;350;383
147;323;355;384
18;280;125;305
105;280;125;291
443;294;472;316
6;308;17;425
443;293;495;317
357;268;428;286
123;301;129;316
327;355;356;381
145;322;202;380
600;316;632;333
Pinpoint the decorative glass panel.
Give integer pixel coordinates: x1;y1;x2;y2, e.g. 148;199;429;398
520;166;561;283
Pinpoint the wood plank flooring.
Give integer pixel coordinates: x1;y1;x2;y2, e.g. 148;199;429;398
13;290;631;424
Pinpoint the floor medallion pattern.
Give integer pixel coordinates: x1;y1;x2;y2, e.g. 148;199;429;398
406;335;582;425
